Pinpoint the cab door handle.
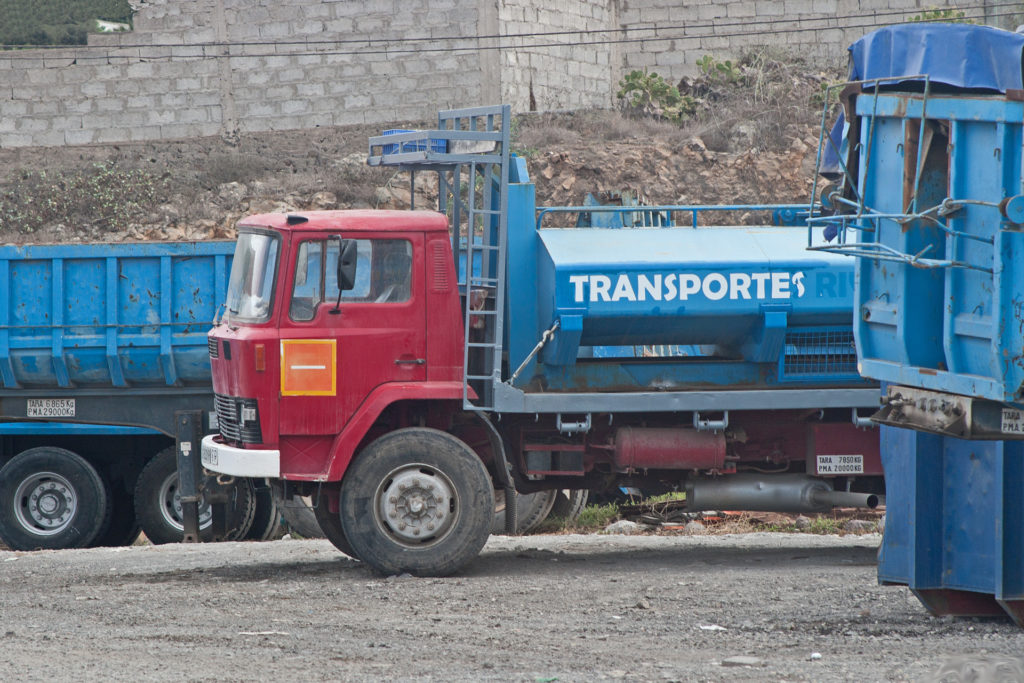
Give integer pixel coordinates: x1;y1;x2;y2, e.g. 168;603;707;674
395;358;426;365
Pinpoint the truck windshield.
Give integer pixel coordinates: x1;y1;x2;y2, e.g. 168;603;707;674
225;231;279;323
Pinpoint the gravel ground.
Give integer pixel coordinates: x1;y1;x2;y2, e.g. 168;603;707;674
2;532;1023;682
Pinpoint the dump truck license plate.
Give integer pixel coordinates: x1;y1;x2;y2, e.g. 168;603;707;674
27;398;76;417
1001;409;1024;434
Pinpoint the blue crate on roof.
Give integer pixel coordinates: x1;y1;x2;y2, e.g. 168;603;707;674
381;129;448;155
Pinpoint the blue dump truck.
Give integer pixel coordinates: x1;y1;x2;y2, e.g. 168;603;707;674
808;23;1024;625
0;241;279;550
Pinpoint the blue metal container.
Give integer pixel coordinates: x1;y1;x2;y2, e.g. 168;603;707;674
878;425;1024;625
810;24;1024;405
0;241;233;390
537;226;852;349
813;25;1024;626
850;93;1024;404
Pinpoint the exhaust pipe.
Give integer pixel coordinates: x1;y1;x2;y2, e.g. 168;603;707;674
686;474;881;513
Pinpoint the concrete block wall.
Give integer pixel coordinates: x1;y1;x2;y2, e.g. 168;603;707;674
498;0;618;111
616;0;1007;83
0;0;489;147
217;0;489;130
1;0;1016;148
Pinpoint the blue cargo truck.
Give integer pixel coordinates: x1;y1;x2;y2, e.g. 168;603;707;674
0;241;277;550
808;23;1024;624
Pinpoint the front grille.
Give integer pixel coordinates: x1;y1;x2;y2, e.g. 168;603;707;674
214;393;263;445
208;336;219;358
781;328;859;380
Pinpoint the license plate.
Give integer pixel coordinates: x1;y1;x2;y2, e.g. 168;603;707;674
201;443;218;467
27;398;76;418
1002;409;1024;434
816;454;864;475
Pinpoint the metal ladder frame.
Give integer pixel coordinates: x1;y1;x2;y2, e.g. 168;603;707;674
368;104;511;411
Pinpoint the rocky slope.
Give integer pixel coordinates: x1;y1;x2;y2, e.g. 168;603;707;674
0;50;843;243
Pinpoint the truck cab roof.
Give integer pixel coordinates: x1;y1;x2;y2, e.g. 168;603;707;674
237;209;449;234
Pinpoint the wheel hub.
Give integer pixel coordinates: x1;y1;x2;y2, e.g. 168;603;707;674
377;466;457;546
15;473;75;535
159;472;213;532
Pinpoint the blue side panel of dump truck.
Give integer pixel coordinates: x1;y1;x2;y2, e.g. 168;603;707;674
809;23;1024;625
0;241;272;551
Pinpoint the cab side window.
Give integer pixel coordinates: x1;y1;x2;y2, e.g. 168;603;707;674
290;241;322;321
290;238;413;321
336;239;412;304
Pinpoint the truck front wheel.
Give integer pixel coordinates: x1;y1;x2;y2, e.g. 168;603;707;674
340;428;493;576
312;488;358;559
0;447;109;550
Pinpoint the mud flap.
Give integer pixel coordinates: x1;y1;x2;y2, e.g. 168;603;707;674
175;410;204;542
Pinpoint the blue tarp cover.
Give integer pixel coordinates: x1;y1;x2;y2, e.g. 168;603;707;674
822;24;1024;177
848;23;1024;92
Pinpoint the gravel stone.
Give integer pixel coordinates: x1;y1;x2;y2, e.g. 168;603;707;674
604;520;641;535
1;532;1021;681
721;656;765;667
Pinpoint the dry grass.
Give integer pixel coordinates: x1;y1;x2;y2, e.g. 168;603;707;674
681;47;845;153
199;153;270;189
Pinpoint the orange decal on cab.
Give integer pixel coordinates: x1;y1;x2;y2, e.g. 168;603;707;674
280;339;336;396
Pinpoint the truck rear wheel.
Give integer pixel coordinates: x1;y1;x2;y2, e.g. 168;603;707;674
312;488;358;558
549;489;589;523
339;428;493;576
241;479;282;541
89;478;140;548
491;489;557;535
0;447;109;550
134;447;256;544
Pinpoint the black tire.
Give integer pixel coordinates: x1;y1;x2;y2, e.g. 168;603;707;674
339;428;493;576
276;492;324;539
312;488;358;559
242;479;282;541
490;489;557;535
548;489;589;524
0;447;109;551
89;479;140;548
134;447;256;544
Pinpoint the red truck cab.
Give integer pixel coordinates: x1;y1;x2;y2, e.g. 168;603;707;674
202;210;496;575
203;209;472;479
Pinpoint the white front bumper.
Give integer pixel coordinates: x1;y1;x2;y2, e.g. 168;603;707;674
201;434;280;478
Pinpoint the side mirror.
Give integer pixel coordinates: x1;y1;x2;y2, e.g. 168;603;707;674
338;239;357;291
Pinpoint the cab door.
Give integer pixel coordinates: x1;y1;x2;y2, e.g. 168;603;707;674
278;233;426;443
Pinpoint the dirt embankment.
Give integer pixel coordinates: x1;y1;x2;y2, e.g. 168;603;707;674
0;50;842;244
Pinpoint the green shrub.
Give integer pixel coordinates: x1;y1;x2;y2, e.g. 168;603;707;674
0;0;133;46
697;55;745;85
906;7;975;23
617;69;698;122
